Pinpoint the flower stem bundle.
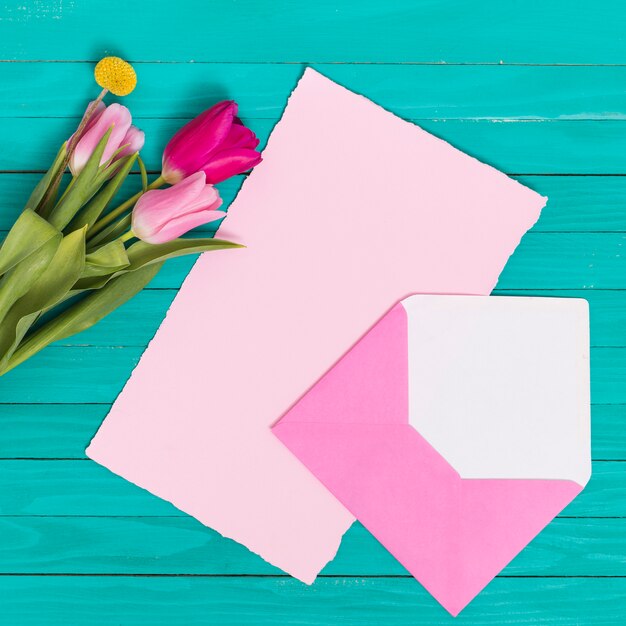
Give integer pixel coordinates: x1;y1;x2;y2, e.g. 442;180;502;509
0;57;262;375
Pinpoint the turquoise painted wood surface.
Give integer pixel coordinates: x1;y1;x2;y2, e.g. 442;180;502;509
0;1;624;624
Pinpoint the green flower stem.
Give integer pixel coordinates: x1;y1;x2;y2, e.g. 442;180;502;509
118;230;136;244
87;174;165;238
87;213;131;250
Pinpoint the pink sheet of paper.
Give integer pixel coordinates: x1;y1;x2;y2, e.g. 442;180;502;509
86;68;546;582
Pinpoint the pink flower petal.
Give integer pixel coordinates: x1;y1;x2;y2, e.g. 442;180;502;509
116;126;145;160
221;122;260;151
202;148;263;183
70;103;132;175
131;172;207;239
146;209;226;244
67;100;106;147
181;184;221;213
162;101;238;182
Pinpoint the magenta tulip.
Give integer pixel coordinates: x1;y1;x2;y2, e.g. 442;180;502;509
131;172;225;244
69;102;145;176
161;100;262;185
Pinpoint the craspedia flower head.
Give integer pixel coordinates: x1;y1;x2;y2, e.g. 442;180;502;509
94;56;137;96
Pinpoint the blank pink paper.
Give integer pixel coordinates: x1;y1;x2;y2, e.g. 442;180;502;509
86;68;546;582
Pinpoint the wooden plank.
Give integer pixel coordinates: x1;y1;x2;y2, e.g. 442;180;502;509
24;289;620;349
3;174;626;233
2;403;622;461
0;288;612;352
0;575;623;625
0;231;593;296
144;233;626;290
0;404;106;459
515;176;626;233
0;516;623;577
494;233;626;290
590;405;626;461
0;0;624;64
2;63;626;121
2;118;626;174
0;344;622;405
0;460;621;518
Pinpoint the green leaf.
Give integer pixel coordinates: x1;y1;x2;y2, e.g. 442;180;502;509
0;227;87;369
47;128;112;231
0;209;60;276
126;238;243;268
82;240;130;278
67;154;137;233
75;237;243;291
137;155;148;192
25;143;67;215
1;261;163;376
0;234;61;325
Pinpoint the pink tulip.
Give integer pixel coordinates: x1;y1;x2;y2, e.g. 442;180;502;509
161;100;262;185
69;102;145;176
131;172;225;244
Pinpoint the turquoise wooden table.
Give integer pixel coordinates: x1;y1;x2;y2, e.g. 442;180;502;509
0;1;625;624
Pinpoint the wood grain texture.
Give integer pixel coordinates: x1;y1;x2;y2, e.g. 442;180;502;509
0;1;624;622
0;516;623;577
132;232;626;290
0;344;623;404
1;576;625;626
2;402;624;460
3;118;626;174
3;174;626;233
3;289;615;348
2;63;626;121
0;460;621;518
0;0;624;64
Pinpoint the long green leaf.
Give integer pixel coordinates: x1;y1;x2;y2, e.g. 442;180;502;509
75;237;243;291
1;261;163;376
126;238;244;268
25;142;67;215
0;234;61;324
0;228;87;368
82;240;129;278
47;128;112;230
68;154;137;233
0;209;60;276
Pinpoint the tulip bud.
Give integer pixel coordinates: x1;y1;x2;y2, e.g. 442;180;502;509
161;100;262;184
69;102;145;176
132;172;225;244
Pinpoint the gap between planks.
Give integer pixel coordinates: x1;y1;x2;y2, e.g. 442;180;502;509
3;60;626;67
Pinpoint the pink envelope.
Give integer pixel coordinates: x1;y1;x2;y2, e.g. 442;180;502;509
87;69;546;582
273;295;590;615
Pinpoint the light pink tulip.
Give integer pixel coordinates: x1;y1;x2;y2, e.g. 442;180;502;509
161;100;262;184
69;102;145;176
132;172;225;244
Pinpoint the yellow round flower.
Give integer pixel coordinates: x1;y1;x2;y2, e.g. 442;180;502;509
94;56;137;97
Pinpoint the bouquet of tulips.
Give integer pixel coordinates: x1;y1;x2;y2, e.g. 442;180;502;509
0;57;261;376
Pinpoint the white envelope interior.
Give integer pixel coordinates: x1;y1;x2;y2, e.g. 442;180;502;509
404;295;591;486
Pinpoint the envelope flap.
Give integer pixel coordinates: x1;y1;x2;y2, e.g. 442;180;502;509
403;295;591;486
277;303;408;426
274;420;583;616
